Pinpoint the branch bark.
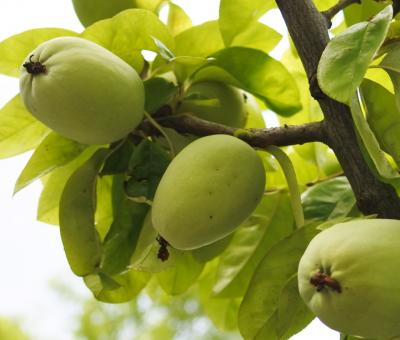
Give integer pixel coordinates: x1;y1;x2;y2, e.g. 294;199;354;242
156;113;327;148
275;0;400;218
322;0;361;27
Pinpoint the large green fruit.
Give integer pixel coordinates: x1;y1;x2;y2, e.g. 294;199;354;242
72;0;136;27
298;219;400;339
152;134;266;250
20;37;144;145
178;81;247;128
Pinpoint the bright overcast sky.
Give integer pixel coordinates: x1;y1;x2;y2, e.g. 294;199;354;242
0;1;337;339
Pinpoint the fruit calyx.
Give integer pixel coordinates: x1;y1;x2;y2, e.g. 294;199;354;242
23;55;46;75
310;271;342;293
156;235;170;262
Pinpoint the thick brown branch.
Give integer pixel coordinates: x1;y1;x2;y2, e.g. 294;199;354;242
275;0;400;218
322;0;361;28
155;113;326;148
394;0;400;17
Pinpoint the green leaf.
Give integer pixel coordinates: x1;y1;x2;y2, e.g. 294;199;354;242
231;21;281;53
94;175;113;240
59;148;108;276
126;139;171;203
0;95;49;159
157;252;204;295
167;3;192;36
379;43;400;73
212;216;271;296
100;140;135;176
136;0;163;12
144;77;178;113
0;28;77;77
350;92;400;189
192;234;233;263
174;21;224;57
219;0;275;46
84;269;151;303
194;47;302;116
361;79;400;166
212;192;294;298
101;198;149;275
253;274;314;339
344;0;387;26
37;146;99;225
198;263;241;331
302;177;358;221
81;9;174;71
318;6;392;104
238;223;319;339
274;274;314;339
14;132;87;194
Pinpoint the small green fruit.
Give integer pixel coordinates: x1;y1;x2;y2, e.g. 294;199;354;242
152;134;266;250
298;219;400;339
178;81;247;128
72;0;136;27
20;37;144;145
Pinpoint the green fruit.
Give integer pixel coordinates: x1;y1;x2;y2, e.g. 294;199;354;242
298;219;400;339
152;134;266;250
20;37;144;145
72;0;136;27
178;81;247;128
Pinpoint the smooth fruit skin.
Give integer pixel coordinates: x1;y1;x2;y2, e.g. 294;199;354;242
298;219;400;339
72;0;136;27
178;81;247;128
20;37;144;145
151;134;266;250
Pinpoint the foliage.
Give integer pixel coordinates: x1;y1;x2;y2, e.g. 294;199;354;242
1;0;400;338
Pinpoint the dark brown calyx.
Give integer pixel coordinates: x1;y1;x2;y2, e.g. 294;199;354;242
310;271;342;293
23;55;46;75
156;235;170;262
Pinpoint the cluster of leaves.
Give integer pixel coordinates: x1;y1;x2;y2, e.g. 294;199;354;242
1;0;400;338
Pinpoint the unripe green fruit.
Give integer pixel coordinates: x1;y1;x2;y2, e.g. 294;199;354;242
152;134;266;250
72;0;136;27
20;37;144;145
178;81;247;128
298;219;400;339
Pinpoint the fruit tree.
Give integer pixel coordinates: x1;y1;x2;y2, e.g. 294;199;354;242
1;0;400;338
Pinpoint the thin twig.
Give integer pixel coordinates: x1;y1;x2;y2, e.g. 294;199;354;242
322;0;361;28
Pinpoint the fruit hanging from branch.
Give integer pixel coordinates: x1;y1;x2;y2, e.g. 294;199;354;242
178;81;247;128
19;36;145;145
71;0;136;27
151;134;266;250
298;219;400;339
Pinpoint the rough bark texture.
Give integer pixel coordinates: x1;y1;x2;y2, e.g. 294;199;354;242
157;114;326;148
275;0;400;218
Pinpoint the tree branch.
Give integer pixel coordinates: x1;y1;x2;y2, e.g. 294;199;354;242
275;0;400;218
393;0;400;17
155;113;327;148
321;0;361;28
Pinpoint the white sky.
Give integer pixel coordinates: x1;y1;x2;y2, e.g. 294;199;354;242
0;1;338;339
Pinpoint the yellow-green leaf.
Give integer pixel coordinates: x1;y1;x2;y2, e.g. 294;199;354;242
0;95;49;159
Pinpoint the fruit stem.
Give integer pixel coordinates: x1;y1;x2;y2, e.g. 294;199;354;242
266;146;305;228
143;110;176;157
